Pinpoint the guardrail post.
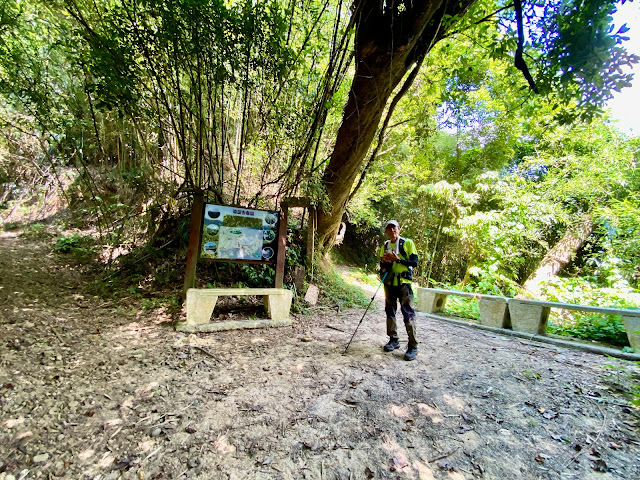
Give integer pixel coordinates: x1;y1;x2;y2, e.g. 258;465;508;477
416;288;447;313
508;300;549;335
478;298;511;328
622;315;640;352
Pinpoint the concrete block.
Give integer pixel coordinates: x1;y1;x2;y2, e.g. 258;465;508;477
508;300;549;335
623;315;640;352
416;288;447;313
176;317;292;333
265;289;293;320
186;289;217;325
478;297;511;328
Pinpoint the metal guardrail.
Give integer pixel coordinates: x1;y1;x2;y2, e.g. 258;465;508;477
416;287;640;352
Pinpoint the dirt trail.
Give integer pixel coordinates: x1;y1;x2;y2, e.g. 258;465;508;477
1;232;639;480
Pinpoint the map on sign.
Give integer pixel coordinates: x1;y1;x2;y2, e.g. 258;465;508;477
201;204;278;263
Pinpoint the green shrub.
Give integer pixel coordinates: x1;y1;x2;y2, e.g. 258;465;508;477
542;277;638;347
21;222;46;239
442;295;481;321
54;233;92;254
548;314;629;347
316;268;370;310
3;221;21;231
240;264;275;287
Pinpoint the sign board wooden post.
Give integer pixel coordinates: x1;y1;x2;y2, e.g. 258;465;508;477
183;192;204;299
274;207;288;288
306;206;316;278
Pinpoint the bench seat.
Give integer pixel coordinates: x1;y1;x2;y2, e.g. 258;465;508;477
177;288;293;332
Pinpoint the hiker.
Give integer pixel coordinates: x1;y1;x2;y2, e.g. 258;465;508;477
379;220;419;361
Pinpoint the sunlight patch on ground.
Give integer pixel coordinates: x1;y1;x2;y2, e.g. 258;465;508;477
213;434;236;454
417;403;444;423
447;471;467;480
413;461;437;479
441;393;465;411
390;404;413;419
77;448;94;460
291;362;305;373
381;435;410;465
96;452;115;468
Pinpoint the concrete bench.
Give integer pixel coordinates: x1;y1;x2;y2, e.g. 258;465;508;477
416;287;511;328
176;288;293;333
507;298;640;350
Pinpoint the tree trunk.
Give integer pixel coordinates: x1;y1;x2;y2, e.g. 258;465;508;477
316;0;476;252
518;215;594;298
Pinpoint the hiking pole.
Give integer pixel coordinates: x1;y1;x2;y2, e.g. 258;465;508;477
344;272;387;353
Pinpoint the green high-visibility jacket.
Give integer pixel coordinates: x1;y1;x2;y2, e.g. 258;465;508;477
379;237;418;286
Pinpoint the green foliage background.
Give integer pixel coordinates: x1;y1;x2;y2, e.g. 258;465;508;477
0;0;639;346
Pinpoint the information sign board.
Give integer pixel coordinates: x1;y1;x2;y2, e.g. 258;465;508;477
201;204;279;263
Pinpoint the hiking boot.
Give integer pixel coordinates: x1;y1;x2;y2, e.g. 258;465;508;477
383;338;400;352
404;346;418;361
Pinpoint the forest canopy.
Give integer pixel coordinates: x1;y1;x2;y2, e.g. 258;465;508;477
0;0;639;299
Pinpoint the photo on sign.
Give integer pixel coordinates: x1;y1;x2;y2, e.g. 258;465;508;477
201;204;279;263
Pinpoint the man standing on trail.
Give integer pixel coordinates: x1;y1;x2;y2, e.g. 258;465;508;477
379;220;419;361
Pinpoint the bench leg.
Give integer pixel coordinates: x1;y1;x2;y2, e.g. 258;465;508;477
186;290;217;325
264;290;293;320
416;289;447;313
623;315;640;352
508;301;549;335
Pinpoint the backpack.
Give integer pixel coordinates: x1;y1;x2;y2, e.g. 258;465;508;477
382;237;413;282
384;237;407;259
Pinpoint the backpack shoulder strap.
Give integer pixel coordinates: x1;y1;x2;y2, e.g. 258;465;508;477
398;237;407;259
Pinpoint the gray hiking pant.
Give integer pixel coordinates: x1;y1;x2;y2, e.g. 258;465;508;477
384;283;418;348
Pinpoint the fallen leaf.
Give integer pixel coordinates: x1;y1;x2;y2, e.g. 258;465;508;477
456;425;474;434
97;452;115;468
12;431;33;442
302;441;319;451
213;435;236;454
103;419;122;429
392;456;408;469
78;448;95;460
592;459;608;472
388;456;408;471
113;456;136;471
2;418;24;429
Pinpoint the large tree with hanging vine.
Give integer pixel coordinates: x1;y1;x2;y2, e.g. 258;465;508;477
314;0;637;252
